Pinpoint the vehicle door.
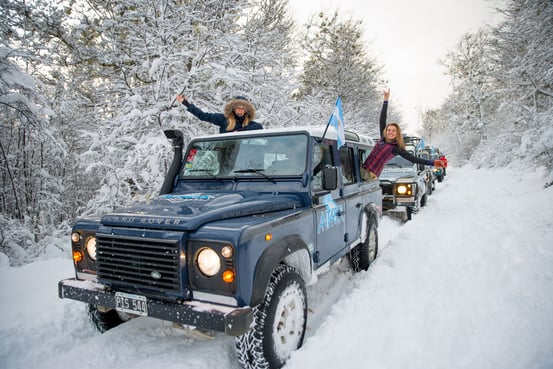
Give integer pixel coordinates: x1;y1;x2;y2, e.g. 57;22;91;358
311;142;347;265
358;144;383;215
339;145;365;246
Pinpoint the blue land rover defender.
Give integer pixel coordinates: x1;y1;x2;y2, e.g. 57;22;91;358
59;126;382;369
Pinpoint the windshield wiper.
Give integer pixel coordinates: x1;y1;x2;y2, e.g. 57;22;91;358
233;168;276;183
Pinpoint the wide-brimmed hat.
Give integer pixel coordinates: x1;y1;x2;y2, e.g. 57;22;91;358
224;96;256;119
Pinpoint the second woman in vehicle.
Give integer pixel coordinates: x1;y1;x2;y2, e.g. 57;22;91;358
363;89;444;180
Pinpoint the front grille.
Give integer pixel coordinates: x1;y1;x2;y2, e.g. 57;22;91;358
382;196;395;210
96;234;180;294
380;183;393;195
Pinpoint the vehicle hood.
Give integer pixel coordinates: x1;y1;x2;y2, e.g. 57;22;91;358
379;167;416;182
100;191;304;231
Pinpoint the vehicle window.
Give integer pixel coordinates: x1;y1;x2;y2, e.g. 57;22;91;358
182;134;308;177
420;152;430;160
183;145;224;175
264;136;308;175
359;148;371;181
385;155;413;167
311;143;333;190
339;146;355;185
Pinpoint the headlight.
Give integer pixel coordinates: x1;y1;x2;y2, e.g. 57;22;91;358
85;237;97;261
396;183;413;196
197;248;221;277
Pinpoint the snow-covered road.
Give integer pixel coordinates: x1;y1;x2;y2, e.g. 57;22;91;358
1;165;552;369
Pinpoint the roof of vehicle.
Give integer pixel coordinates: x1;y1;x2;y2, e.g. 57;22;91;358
192;126;374;146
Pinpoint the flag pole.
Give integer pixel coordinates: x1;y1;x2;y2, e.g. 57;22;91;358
319;96;340;143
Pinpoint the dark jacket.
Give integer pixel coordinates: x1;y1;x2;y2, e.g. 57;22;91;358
363;101;433;176
380;101;432;165
183;98;263;133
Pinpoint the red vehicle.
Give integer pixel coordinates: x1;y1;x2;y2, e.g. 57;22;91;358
439;153;448;176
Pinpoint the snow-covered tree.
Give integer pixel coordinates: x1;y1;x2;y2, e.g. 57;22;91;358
422;0;553;175
296;12;386;136
48;0;301;214
58;0;254;213
0;1;70;261
237;0;300;128
432;30;496;161
488;0;553;170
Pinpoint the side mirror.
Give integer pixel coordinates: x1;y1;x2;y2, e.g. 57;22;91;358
321;167;338;190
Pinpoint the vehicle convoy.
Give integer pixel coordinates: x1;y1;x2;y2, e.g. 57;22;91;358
420;146;445;184
438;149;448;178
419;149;436;194
59;126;382;369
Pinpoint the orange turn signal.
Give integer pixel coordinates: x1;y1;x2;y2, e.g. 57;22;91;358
222;269;235;283
265;233;272;242
73;250;83;263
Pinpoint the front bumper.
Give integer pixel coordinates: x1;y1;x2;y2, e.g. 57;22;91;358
58;278;253;336
396;197;415;207
383;205;406;219
382;195;415;210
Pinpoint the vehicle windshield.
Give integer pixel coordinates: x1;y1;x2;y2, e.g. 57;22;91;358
384;154;414;168
181;133;308;178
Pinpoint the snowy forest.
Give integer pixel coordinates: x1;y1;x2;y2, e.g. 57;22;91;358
1;0;552;265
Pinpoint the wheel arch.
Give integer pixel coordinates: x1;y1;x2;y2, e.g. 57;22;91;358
363;202;380;227
249;235;311;306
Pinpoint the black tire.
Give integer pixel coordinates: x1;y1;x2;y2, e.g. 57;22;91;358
406;206;413;221
420;193;427;207
235;264;307;369
350;214;378;272
88;304;126;333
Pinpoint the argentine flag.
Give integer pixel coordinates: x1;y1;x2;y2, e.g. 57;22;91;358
329;97;345;148
417;136;425;150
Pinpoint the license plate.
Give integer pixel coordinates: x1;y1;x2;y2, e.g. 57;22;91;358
115;292;148;316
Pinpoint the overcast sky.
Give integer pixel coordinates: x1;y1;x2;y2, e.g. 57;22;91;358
290;0;503;133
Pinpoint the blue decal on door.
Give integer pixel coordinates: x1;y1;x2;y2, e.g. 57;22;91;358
317;194;344;234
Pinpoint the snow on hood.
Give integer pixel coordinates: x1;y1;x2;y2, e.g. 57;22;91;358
100;191;303;231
